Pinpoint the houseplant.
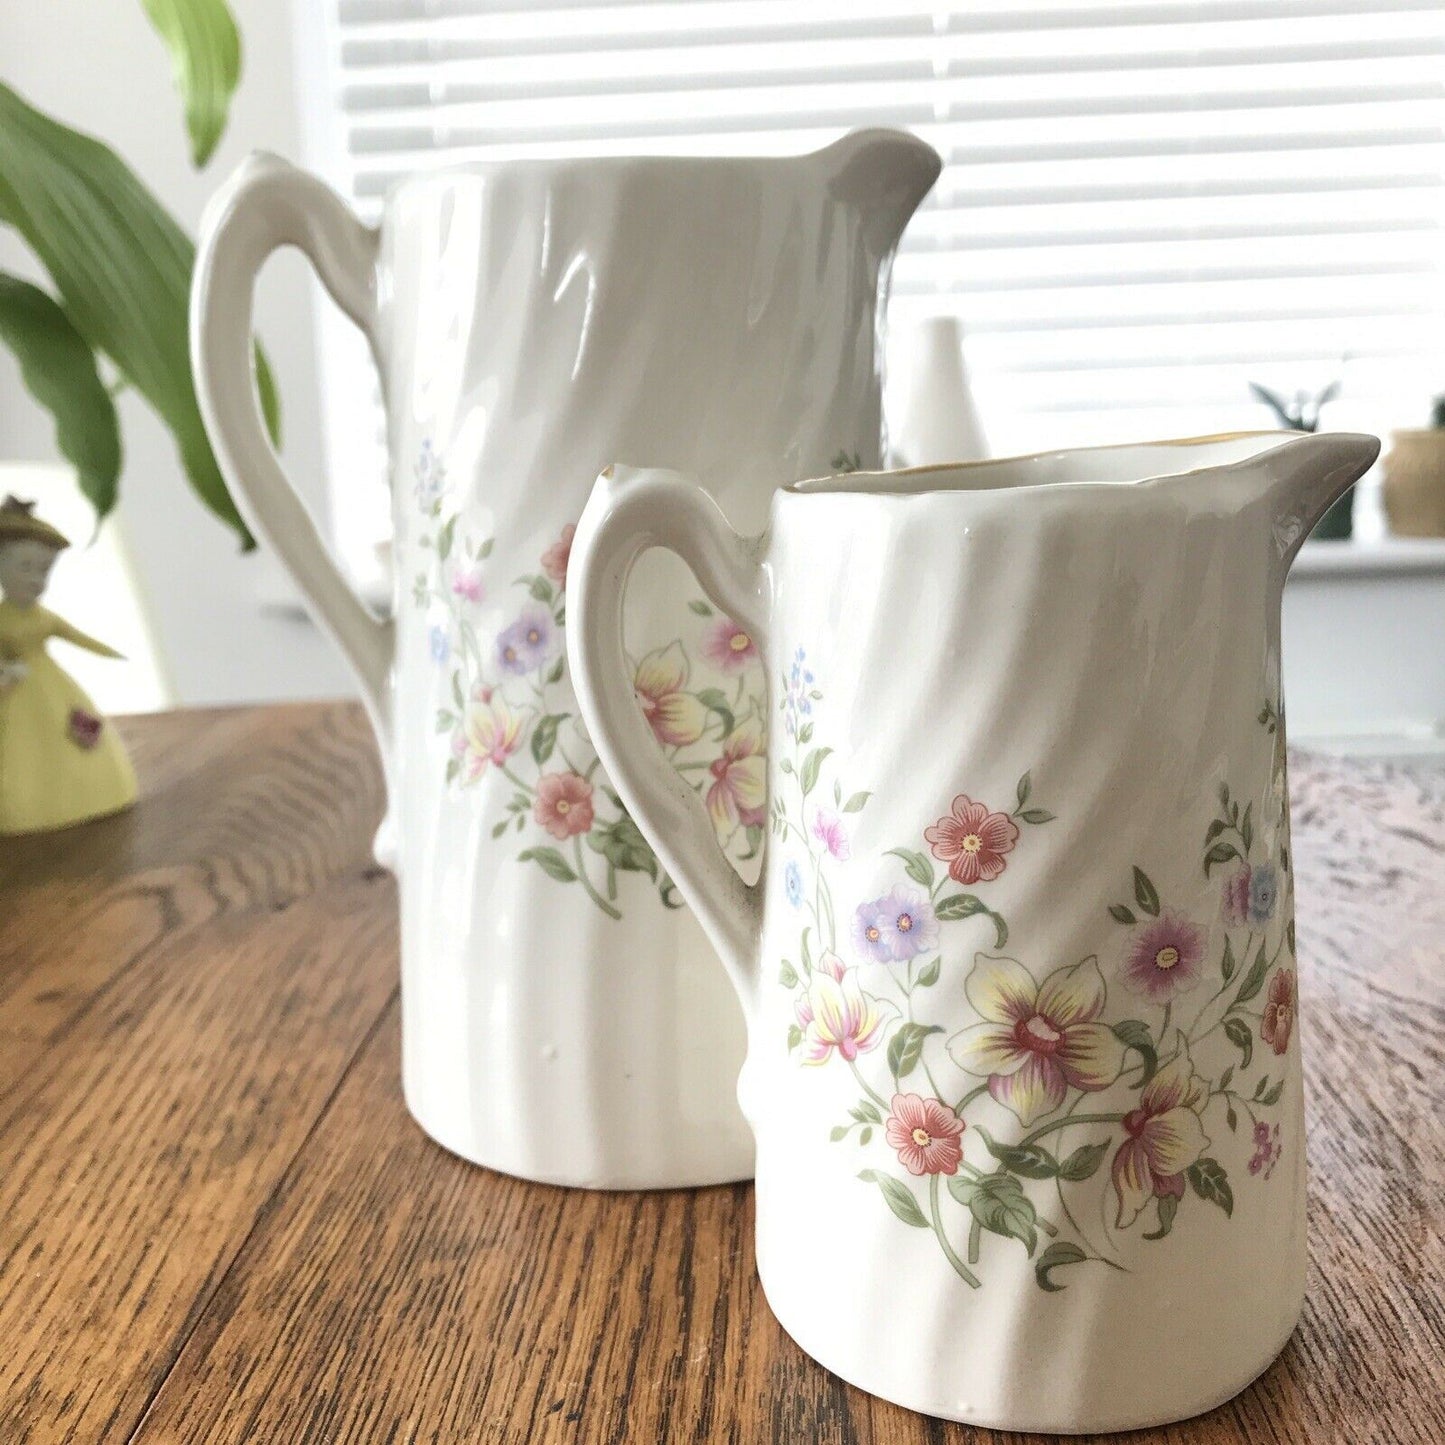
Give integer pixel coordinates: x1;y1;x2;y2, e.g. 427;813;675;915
1381;396;1445;538
0;0;274;549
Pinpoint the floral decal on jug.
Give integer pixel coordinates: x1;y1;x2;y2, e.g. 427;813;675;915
411;440;768;918
773;652;1296;1292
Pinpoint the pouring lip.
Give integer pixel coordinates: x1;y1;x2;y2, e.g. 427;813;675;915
784;431;1369;501
377;128;928;203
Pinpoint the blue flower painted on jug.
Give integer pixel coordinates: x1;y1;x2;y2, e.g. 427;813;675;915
785;857;805;909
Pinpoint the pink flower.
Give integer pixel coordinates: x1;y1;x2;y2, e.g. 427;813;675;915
810;807;850;861
633;642;708;748
948;954;1127;1126
1221;865;1252;927
1249;1121;1282;1178
541;522;575;586
68;708;103;749
702;616;757;674
455;696;523;782
1112;1035;1211;1227
707;718;766;833
885;1093;965;1176
924;795;1019;886
795;951;894;1065
533;772;594;840
1261;968;1295;1055
1121;912;1206;1004
450;565;484;603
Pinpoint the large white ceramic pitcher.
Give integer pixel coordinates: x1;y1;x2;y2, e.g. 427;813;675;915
190;133;940;1187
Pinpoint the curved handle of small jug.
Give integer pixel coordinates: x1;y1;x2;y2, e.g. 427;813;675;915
567;467;770;1010
190;152;394;751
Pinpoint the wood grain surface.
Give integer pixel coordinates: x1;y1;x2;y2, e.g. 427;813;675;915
1;704;1441;1444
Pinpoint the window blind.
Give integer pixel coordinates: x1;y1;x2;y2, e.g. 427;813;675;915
300;0;1445;566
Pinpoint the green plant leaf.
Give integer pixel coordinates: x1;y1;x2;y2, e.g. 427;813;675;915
1015;771;1032;809
858;1170;929;1228
517;846;576;884
530;712;565;767
1113;1019;1158;1087
0;272;119;515
887;848;935;889
437;513;457;561
915;954;941;988
1132;866;1160;917
1187;1157;1234;1216
841;791;871;813
1258;1079;1284;1107
1017;808;1055;824
800;746;832;796
785;1023;802;1051
139;0;241;167
976;1127;1059;1180
1223;1015;1253;1069
778;959;798;988
695;686;735;737
963;1172;1038;1255
1035;1240;1087;1291
1058;1141;1110;1182
586;813;658;879
1232;940;1270;1006
1108;903;1136;926
935;892;986;922
0;81;278;544
886;1022;942;1080
687;598;712;616
1143;1193;1179;1240
1221;934;1236;983
1204;841;1241;875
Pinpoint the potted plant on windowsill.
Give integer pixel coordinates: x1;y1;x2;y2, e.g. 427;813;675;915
1248;379;1352;539
1381;396;1445;539
0;0;274;549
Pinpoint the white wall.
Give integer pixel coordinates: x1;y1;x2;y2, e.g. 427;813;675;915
0;0;356;708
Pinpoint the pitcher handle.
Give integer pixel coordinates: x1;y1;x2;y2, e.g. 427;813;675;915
190;152;394;748
567;466;770;1006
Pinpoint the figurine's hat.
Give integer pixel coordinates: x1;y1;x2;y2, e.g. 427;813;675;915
0;496;70;551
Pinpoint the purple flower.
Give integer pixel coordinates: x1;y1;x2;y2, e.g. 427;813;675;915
496;605;557;675
1249;1121;1282;1179
429;624;450;665
811;807;851;861
852;886;939;962
1222;864;1252;927
1121;912;1206;1003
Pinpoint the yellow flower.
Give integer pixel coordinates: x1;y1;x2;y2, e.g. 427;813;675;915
633;642;708;748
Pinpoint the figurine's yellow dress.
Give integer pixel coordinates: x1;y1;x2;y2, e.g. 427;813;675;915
0;600;137;834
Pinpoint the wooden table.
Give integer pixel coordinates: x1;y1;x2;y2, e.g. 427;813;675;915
2;703;1442;1444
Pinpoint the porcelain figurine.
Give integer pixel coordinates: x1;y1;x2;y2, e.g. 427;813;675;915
190;132;941;1187
0;497;137;835
566;431;1379;1430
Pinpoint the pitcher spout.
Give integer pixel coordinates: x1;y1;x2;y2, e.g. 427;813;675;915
814;128;942;253
1253;432;1380;565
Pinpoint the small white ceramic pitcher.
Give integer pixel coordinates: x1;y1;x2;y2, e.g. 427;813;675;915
567;432;1378;1429
190;133;939;1189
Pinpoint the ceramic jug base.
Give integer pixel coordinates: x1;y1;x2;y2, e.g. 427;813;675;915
402;1090;756;1192
761;1282;1302;1433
